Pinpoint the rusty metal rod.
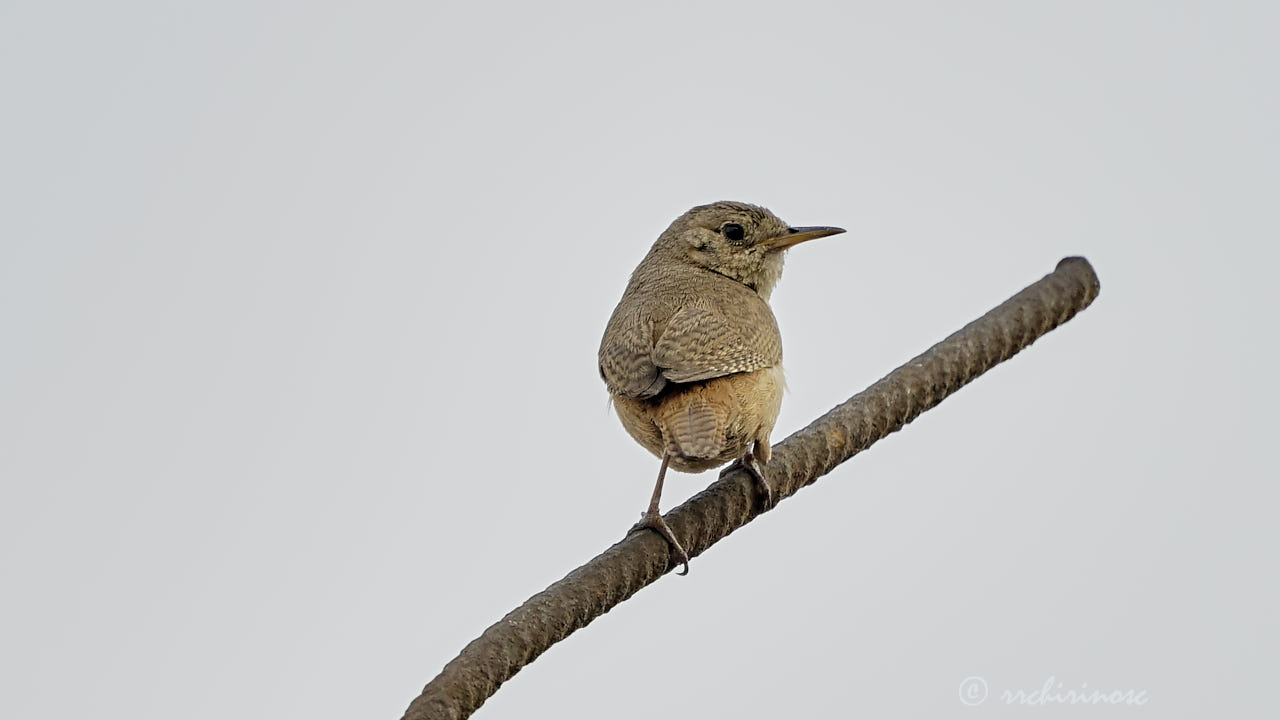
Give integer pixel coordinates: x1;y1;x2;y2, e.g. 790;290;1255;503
402;256;1101;720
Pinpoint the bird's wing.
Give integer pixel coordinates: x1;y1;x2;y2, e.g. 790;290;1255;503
651;303;781;384
599;311;666;399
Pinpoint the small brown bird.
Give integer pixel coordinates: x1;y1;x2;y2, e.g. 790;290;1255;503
598;201;844;574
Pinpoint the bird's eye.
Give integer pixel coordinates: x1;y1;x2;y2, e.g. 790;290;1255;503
720;223;745;243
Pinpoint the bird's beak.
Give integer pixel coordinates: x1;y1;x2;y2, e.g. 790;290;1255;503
760;225;846;252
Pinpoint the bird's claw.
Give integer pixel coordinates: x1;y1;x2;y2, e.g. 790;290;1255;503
629;511;690;575
720;455;774;509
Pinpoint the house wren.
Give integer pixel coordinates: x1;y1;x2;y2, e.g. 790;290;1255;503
598;201;844;574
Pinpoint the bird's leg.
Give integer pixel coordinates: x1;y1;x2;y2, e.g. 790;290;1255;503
628;453;690;575
719;445;774;509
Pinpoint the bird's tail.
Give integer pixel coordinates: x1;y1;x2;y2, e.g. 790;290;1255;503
658;393;727;460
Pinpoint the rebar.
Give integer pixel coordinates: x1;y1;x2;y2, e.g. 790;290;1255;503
402;256;1101;720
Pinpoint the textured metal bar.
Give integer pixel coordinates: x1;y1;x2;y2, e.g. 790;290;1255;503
402;257;1101;720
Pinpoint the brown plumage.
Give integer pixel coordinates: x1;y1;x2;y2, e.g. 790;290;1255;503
599;201;844;574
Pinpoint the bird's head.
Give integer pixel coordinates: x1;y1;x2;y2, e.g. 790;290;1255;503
653;201;844;298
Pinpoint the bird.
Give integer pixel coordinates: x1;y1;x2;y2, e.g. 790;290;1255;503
598;201;845;574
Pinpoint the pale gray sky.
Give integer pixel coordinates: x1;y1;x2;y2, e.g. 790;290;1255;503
1;1;1276;718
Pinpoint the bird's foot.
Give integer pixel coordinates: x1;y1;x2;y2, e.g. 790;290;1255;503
720;453;773;509
629;510;690;576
